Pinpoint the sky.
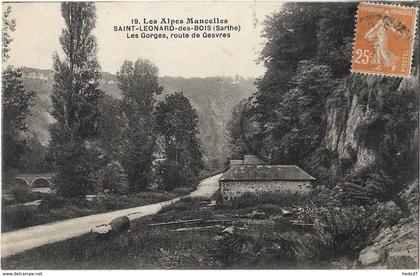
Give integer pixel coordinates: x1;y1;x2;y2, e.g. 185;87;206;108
4;2;283;78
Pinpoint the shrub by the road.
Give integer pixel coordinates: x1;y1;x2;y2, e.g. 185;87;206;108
313;206;377;257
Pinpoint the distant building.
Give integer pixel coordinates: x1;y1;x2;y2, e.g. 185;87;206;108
219;155;314;201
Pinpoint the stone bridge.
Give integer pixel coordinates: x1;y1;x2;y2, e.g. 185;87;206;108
15;173;55;188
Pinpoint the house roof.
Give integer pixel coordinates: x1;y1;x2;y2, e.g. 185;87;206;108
220;165;315;181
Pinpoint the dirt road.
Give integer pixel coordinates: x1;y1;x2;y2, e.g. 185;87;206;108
1;173;222;258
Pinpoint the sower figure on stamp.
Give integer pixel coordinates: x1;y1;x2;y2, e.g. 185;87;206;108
365;15;398;72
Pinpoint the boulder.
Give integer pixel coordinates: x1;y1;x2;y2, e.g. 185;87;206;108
109;215;130;233
358;214;418;269
91;215;130;238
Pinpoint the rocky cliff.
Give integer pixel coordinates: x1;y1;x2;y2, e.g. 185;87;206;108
325;71;419;172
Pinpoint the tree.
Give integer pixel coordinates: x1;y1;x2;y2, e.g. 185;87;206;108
2;68;35;171
97;95;126;163
2;7;35;172
155;92;204;190
227;98;261;160
49;2;104;197
117;59;163;191
270;61;335;164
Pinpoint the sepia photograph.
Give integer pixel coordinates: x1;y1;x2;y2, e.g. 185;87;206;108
0;0;419;271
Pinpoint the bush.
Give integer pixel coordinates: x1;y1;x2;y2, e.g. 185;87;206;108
98;161;123;192
354;117;385;149
209;226;325;269
155;197;214;222
170;187;194;195
1;205;38;232
159;196;205;214
372;201;403;228
10;188;43;204
313;206;377;257
39;194;65;210
209;233;254;268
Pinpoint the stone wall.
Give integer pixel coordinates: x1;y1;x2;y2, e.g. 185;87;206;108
220;180;312;200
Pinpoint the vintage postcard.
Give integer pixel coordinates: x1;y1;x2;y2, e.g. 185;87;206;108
1;0;419;271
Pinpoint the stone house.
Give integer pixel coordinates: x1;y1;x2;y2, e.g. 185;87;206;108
219;155;314;201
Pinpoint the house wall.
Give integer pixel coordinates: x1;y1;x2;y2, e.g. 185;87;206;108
220;180;312;201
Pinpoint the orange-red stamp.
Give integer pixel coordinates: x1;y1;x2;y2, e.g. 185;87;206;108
351;2;418;78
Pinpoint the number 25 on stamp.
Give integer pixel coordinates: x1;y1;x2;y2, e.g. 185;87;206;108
351;2;418;78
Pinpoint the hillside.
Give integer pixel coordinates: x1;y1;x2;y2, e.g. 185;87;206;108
20;67;256;169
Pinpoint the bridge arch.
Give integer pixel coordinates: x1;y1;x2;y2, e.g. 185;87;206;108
15;173;54;188
31;178;52;188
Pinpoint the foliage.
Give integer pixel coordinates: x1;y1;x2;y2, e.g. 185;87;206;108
9;188;47;204
209;225;327;269
158;196;206;214
98;161;123;192
155;92;205;190
170;187;194;195
50;2;104;141
19;135;51;173
227;98;251;159
49;2;104;198
270;61;336;164
156;160;184;191
354;85;418;183
372;201;403;229
155;197;214;222
252;3;356;136
39;194;65;210
313;206;377;257
2;6;16;62
377;88;418;182
97;95;126;163
50;127;105;197
2;67;35;171
315;4;357;76
1;205;38;232
210;233;254;267
117;59;163;191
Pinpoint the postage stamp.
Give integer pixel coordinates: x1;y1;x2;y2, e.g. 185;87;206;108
351;2;418;78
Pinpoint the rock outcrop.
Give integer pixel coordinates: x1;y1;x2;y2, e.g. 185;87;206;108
325;71;419;173
358;180;419;269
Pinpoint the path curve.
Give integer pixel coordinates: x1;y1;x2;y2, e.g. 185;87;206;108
1;173;222;258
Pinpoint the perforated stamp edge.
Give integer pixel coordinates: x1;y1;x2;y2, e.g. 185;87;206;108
350;1;418;78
